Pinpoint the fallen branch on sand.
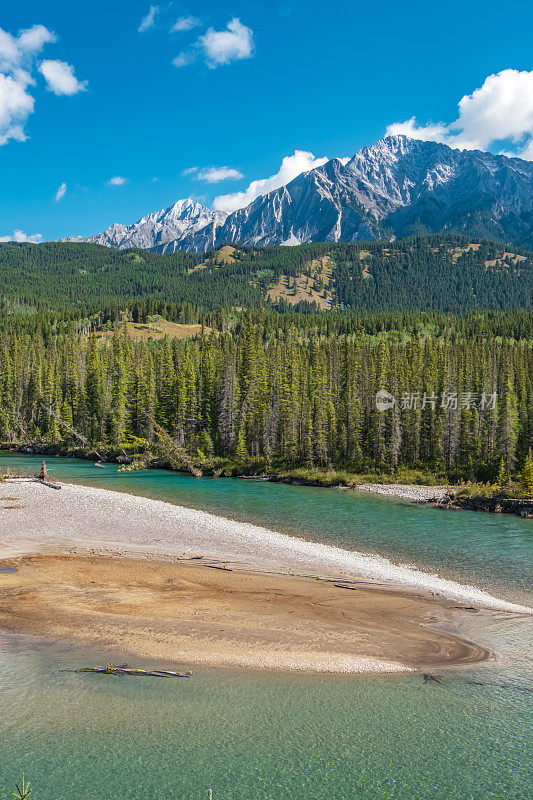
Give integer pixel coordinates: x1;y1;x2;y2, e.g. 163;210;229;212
60;662;191;678
37;461;61;490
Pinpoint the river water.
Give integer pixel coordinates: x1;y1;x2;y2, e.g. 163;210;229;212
0;453;531;799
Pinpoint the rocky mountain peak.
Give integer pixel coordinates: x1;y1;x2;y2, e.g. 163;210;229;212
62;136;533;254
62;198;228;250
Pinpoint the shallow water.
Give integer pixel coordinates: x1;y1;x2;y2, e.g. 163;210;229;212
0;453;531;799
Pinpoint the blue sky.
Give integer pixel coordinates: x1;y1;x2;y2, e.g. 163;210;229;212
2;0;533;241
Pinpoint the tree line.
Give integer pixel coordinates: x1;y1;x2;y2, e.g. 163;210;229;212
1;309;531;481
0;233;531;315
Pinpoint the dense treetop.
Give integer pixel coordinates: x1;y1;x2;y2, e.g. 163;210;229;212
0;234;530;483
0;234;531;315
0;306;531;483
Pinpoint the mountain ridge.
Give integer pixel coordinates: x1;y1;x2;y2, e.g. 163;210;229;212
62;198;227;251
63;136;533;253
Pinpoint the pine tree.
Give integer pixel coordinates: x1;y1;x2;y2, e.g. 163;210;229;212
85;334;103;442
495;458;510;491
109;335;128;443
218;354;239;452
520;450;533;495
158;337;177;431
497;371;519;476
235;425;248;462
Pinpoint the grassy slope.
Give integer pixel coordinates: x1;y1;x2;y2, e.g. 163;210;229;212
95;320;211;342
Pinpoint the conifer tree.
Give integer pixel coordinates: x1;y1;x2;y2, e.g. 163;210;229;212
85;334;103;442
495;458;510;491
520;450;533;495
235;425;248;462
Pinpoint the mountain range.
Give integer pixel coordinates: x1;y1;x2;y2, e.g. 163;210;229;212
64;198;227;251
63;135;533;252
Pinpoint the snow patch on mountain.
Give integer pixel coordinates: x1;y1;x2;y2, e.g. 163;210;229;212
62;198;227;250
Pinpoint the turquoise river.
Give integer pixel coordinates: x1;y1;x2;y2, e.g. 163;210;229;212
0;453;531;800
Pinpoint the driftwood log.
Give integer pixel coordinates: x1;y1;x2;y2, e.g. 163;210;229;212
37;461;62;490
60;662;191;678
422;673;443;684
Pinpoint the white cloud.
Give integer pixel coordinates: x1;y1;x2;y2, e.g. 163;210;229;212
138;5;159;33
107;176;128;186
55;181;67;201
171;16;201;33
0;24;56;144
196;166;243;183
0;229;42;243
386;69;533;160
182;166;199;175
173;51;196;68
200;18;254;68
0;24;56;72
173;18;254;69
39;60;87;96
386;118;452;144
515;139;533;161
17;25;56;55
0;73;34;144
214;150;328;212
0;24;84;144
0;29;22;69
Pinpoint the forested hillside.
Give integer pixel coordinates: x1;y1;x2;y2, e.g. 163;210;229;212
0;234;531;314
0;308;531;483
1;233;531;483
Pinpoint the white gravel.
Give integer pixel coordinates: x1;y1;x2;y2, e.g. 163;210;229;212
355;483;448;502
1;480;530;615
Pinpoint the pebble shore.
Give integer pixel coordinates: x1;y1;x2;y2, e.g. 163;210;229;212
354;483;448;502
0;480;530;615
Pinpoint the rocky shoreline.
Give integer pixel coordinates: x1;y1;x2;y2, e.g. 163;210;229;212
438;496;533;517
2;445;532;517
351;483;448;502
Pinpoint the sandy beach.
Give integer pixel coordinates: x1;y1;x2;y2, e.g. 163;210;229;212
0;479;529;673
0;553;491;673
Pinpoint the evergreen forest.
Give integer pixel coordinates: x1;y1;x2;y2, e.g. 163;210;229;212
0;234;531;484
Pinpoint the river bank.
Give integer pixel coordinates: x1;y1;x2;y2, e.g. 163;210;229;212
1;479;530;613
0;443;452;499
0;477;531;674
351;483;447;502
0;552;491;674
437;495;533;516
7;443;533;516
0;442;447;484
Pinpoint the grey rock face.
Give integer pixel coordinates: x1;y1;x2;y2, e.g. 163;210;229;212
62;198;227;250
64;137;533;253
